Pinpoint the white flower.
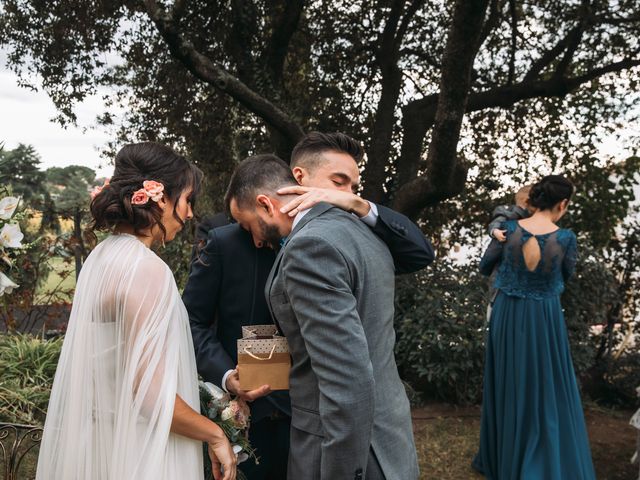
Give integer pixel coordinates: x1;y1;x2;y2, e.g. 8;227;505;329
221;406;234;422
0;197;19;220
0;272;19;296
233;444;249;464
0;224;24;248
201;381;231;403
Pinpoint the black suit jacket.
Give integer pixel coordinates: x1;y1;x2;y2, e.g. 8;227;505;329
183;204;434;421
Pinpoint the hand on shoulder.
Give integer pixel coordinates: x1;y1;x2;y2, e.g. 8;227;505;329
277;186;370;218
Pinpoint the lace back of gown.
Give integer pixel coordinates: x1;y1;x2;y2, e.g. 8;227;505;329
480;220;577;299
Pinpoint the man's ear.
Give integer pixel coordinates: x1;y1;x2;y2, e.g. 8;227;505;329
292;166;307;185
256;194;275;216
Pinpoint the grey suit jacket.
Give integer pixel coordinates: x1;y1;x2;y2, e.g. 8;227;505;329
266;203;419;480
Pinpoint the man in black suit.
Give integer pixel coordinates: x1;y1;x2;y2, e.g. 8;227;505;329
183;132;435;479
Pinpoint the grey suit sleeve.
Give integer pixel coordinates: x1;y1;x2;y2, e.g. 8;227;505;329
282;235;375;479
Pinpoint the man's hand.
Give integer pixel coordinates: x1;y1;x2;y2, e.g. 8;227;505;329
225;369;271;401
492;229;507;242
277;186;370;218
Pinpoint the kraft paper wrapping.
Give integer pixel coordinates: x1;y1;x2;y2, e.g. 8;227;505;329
237;325;290;391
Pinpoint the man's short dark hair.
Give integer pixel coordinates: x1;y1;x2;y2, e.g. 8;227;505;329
224;154;297;215
290;132;364;172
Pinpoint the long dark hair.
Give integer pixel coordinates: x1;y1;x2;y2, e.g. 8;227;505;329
90;142;203;240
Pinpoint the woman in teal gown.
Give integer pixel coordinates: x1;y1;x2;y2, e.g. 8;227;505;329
472;175;596;479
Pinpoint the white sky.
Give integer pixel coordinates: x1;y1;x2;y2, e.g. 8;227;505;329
0;47;115;178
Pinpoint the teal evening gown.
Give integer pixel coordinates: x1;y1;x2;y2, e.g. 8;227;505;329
472;220;595;479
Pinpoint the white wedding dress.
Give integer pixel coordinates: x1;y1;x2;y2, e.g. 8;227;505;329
36;234;203;480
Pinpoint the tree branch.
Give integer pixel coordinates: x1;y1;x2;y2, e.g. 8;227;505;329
553;0;590;78
362;0;425;202
508;0;517;84
376;0;404;71
143;0;304;147
523;27;579;81
395;0;425;49
229;0;259;89
524;1;591;82
478;0;505;48
172;0;187;21
400;47;441;68
394;55;640;216
265;0;305;87
592;13;640;25
393;0;490;218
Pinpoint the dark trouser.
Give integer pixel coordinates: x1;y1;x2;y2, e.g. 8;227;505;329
240;411;291;480
366;448;385;480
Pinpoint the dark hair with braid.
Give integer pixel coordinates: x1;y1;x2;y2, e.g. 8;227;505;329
89;142;202;240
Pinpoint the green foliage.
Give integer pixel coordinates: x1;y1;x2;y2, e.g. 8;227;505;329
0;144;46;205
1;230;75;332
393;247;639;407
1;1;639;215
599;351;640;408
44;164;96;219
0;333;62;425
561;253;618;376
157;227;199;291
566;156;640;250
394;260;488;405
45;165;95;185
40;192;61;233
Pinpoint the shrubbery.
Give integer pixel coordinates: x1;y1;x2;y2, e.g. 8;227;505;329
394;259;488;405
393;254;639;408
0;333;62;424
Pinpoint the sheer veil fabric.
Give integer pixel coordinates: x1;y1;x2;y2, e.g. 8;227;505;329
36;234;203;479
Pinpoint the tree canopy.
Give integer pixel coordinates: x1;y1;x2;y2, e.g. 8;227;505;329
0;144;46;203
1;0;638;221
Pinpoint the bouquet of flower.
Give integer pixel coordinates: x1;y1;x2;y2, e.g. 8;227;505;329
0;194;24;296
199;381;257;480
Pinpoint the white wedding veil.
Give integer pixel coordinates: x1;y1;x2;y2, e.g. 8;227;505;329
36;234;202;479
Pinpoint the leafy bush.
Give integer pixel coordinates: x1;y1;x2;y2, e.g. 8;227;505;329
0;333;62;424
561;253;618;376
394;260;488;405
394;253;626;407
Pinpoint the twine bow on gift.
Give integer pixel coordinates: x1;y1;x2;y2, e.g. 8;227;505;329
243;344;277;361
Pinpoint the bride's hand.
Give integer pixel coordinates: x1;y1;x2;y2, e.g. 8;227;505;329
208;430;237;480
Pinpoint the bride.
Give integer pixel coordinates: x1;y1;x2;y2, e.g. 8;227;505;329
36;143;236;480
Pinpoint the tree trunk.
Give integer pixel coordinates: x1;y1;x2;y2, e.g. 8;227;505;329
393;0;490;218
362;68;403;204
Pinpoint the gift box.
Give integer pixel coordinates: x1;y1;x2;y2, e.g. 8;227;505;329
237;325;290;391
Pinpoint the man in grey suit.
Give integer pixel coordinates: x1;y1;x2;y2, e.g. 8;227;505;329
226;151;419;480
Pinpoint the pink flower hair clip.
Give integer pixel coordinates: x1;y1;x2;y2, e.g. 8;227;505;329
131;180;165;205
90;178;111;200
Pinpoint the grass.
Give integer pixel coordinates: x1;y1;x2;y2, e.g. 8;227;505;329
413;404;638;480
3;404;637;479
